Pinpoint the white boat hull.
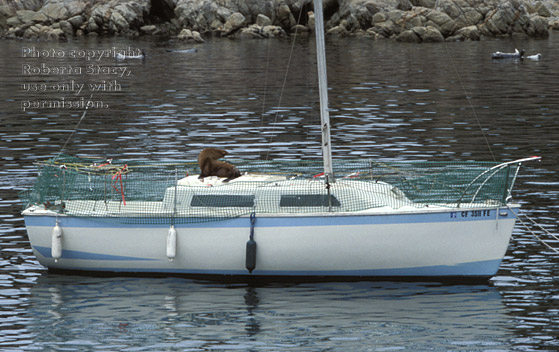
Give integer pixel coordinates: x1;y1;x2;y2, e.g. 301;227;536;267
23;205;518;278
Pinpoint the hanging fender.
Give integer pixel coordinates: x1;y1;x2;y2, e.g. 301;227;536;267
51;221;63;262
167;225;177;261
245;212;257;273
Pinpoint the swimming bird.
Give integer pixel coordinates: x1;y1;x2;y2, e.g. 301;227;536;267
524;53;542;61
116;49;146;61
165;48;198;53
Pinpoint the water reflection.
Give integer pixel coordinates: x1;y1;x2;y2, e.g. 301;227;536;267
23;275;516;351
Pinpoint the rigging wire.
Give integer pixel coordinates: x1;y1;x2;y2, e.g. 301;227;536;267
435;0;497;162
55;94;94;162
439;45;497;162
259;31;273;129
264;6;305;161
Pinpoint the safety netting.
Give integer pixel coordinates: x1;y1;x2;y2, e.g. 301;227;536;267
20;155;521;224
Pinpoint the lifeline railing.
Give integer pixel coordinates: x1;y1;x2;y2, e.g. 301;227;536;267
457;156;541;207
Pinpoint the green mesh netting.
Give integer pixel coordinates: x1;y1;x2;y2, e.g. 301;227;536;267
20;155;520;224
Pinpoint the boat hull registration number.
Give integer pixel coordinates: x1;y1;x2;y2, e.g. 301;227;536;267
450;210;492;218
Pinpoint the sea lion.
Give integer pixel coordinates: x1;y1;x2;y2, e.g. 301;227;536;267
197;148;241;182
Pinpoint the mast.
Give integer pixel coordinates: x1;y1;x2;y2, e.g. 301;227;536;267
313;0;335;183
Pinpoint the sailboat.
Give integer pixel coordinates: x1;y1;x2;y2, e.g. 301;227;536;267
21;0;539;279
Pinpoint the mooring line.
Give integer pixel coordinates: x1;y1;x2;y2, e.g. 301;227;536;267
508;205;559;253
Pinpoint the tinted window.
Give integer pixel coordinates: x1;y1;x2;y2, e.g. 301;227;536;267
280;194;341;207
191;195;255;207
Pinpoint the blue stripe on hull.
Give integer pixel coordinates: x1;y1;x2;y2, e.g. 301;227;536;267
43;259;502;277
33;246;158;261
24;207;517;229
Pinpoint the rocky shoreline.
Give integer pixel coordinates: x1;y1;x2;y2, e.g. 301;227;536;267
1;0;558;43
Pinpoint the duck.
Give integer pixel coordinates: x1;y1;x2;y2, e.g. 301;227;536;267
524;53;542;61
116;49;146;61
166;48;198;53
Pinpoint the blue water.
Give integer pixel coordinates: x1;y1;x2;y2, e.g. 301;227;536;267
1;33;559;350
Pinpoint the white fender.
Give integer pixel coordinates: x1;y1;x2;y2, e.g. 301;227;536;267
51;222;63;262
167;225;177;261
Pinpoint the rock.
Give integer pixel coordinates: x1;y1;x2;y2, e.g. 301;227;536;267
16;10;37;25
22;23;66;41
90;4;110;28
308;11;315;31
238;24;285;38
435;0;483;28
58;20;73;35
174;0;224;33
396;29;421;42
291;24;308;33
192;30;204;42
109;10;128;32
479;1;549;38
65;1;87;18
0;0;43;18
411;25;425;34
480;4;516;36
40;3;69;22
526;14;549;38
407;13;425;28
114;4;139;26
140;25;157;35
371;19;397;38
412;0;436;8
23;24;41;38
177;28;193;39
372;12;387;24
425;10;456;37
87;17;99;33
4;27;19;38
240;24;263;38
534;3;552;17
262;25;286;38
422;25;444;42
49;27;66;41
177;28;204;42
2;0;558;40
256;14;271;27
262;26;287;38
396;0;413;11
223;12;245;36
6;16;22;27
326;24;349;36
31;12;48;23
67;15;84;28
453;25;480;41
277;3;296;30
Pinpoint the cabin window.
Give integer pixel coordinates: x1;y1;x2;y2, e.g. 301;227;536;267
190;195;255;207
280;194;341;207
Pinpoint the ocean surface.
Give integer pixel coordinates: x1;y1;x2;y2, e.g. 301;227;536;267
1;32;558;351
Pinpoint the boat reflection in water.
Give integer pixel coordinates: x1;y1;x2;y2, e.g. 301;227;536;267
25;275;512;351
